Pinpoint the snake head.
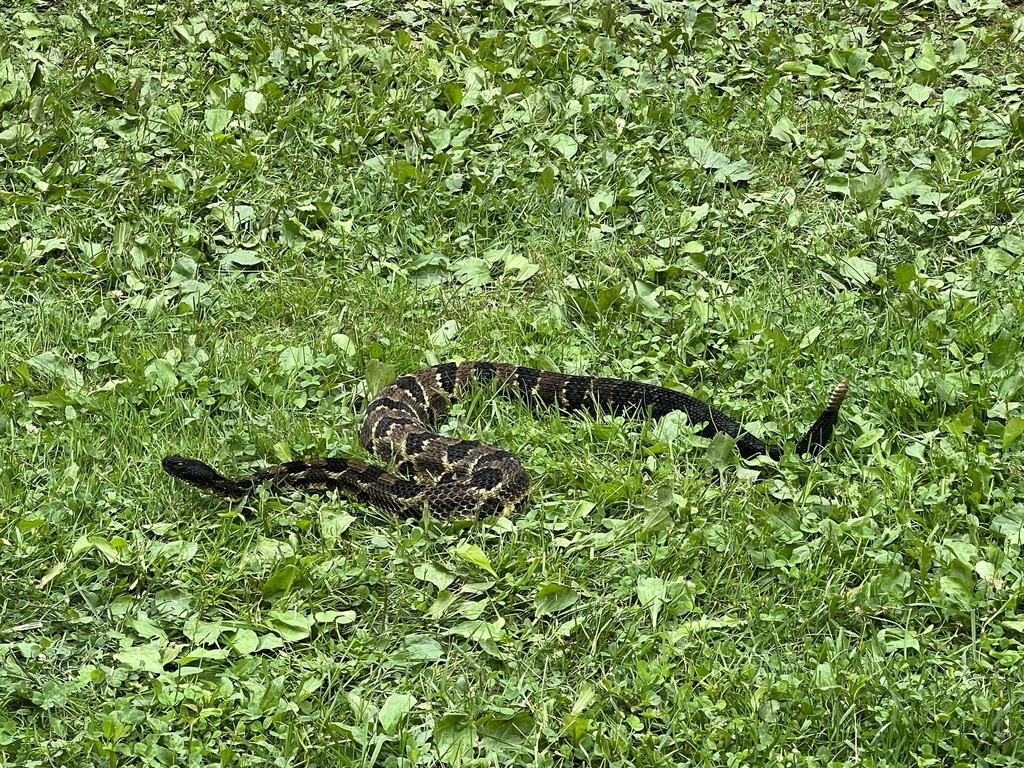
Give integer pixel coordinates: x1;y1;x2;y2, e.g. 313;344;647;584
162;455;248;499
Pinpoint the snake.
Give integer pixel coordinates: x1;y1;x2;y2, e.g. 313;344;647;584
162;361;849;519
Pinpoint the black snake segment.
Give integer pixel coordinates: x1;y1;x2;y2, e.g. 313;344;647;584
163;362;849;519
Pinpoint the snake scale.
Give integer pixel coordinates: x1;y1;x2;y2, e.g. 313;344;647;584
163;361;849;519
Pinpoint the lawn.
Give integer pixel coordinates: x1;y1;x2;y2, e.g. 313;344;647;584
2;0;1023;765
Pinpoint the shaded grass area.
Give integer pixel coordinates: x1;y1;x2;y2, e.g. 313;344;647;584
2;0;1023;765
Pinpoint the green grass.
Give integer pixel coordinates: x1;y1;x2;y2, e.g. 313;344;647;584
2;0;1024;765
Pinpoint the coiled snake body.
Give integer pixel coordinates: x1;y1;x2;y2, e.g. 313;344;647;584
163;362;848;519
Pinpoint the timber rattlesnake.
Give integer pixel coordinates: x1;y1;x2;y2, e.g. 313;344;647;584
163;362;848;519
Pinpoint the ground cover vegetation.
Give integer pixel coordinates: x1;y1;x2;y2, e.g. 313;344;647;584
2;0;1023;764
